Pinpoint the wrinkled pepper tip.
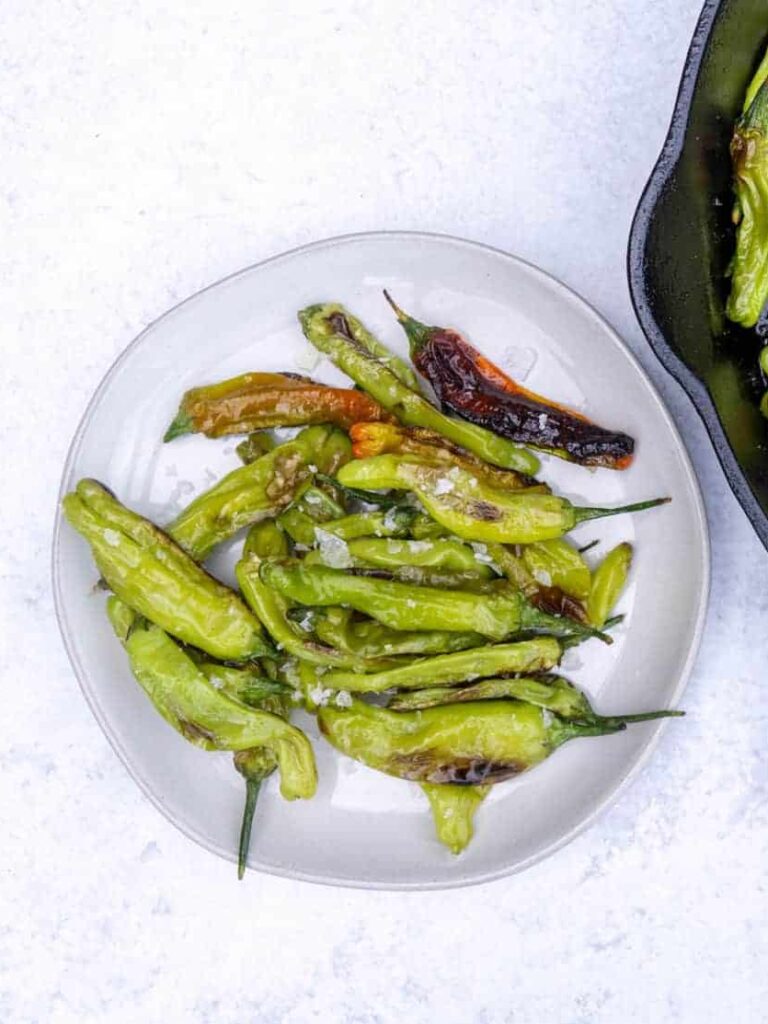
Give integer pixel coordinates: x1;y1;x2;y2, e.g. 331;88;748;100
163;410;193;442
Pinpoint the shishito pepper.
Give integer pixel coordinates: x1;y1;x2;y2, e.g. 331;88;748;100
383;292;635;469
168;426;351;560
298;303;539;475
236;431;276;464
62;479;271;661
349;421;544;491
236;554;399;671
318;636;561;693
421;784;488;854
587;542;633;627
196;659;290;878
243;519;290;560
389;673;603;715
260;559;609;643
339;537;495;575
164;371;391;440
337;455;668;545
306;607;485;658
727;79;768;326
318;697;681;785
106;597;316;799
521;538;591;602
318;508;419;540
482;541;587;622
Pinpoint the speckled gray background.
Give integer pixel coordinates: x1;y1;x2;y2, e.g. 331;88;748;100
2;1;767;1021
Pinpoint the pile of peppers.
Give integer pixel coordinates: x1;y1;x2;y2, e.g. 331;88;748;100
63;296;679;875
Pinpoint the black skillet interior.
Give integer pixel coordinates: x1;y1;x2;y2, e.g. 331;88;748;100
628;0;768;549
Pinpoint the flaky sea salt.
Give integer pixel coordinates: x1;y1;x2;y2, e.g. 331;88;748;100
315;528;353;568
382;507;401;531
103;528;121;547
308;685;334;706
434;477;454;495
334;690;353;708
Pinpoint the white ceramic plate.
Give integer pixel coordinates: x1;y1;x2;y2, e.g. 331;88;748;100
53;231;709;889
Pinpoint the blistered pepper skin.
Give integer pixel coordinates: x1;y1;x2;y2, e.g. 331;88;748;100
421;784;488;854
62;480;271;661
168;426;351;561
164;370;390;440
587;543;633;628
318;697;681;786
107;597;317;801
298;303;540;475
260;559;604;643
318;699;557;784
384;293;635;469
319;637;562;693
337;455;668;545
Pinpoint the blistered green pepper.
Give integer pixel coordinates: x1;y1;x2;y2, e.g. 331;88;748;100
277;485;347;546
236;554;397;671
243;519;290;559
421;784;488;854
168;426;351;560
483;541;587;623
337;456;669;545
236;431;276;464
319;508;418;540
339;565;493;589
62;479;271;661
342;537;494;575
317;697;680;785
107;597;316;799
587;542;633;627
521;539;591;601
305;301;424;392
307;607;484;658
260;560;608;643
727;78;768;326
319;637;561;693
389;674;599;715
299;303;539;474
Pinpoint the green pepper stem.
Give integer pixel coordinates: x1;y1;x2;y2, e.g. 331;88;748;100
163;411;193;443
556;708;683;744
523;604;612;645
237;777;262;880
573;497;670;524
594;709;685;728
382;290;432;355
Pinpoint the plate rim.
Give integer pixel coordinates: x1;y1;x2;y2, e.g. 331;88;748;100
52;228;711;890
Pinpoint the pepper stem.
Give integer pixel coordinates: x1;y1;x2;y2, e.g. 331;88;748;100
594;709;685;729
573;496;670;524
522;605;613;645
237;777;262;880
163;411;194;443
382;290;432;354
553;709;683;745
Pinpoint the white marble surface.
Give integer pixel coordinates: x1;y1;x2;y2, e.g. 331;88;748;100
2;1;767;1021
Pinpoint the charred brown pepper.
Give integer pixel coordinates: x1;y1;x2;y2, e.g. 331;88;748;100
383;292;635;470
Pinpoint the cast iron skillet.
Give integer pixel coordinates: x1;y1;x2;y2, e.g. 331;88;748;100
628;0;768;549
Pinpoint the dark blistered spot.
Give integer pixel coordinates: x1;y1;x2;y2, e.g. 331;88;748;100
533;586;588;623
179;719;216;745
387;751;526;785
329;312;354;338
470;500;504;522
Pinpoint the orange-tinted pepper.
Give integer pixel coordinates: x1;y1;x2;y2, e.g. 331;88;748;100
165;371;391;441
